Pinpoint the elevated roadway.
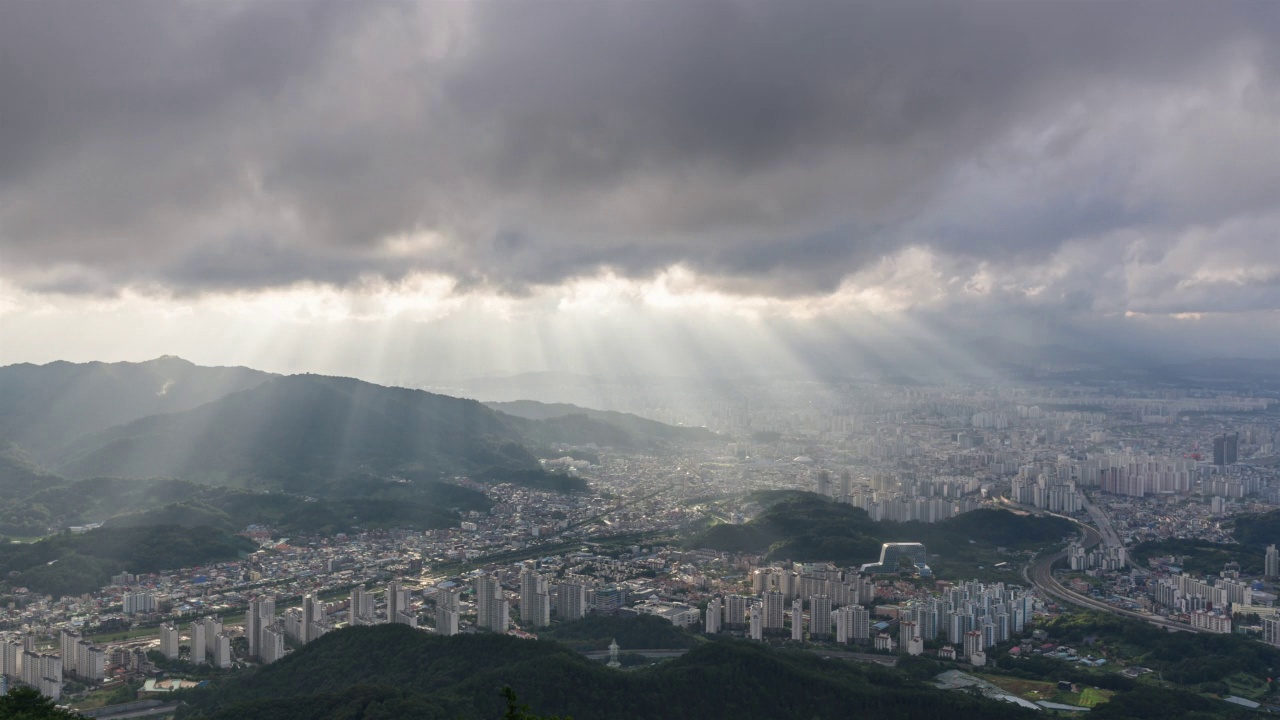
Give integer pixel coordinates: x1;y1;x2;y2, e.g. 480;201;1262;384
1022;512;1213;634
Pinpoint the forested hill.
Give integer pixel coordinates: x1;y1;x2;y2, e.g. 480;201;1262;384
56;374;538;491
179;624;1036;720
486;399;716;445
688;492;1074;566
1225;509;1280;548
0;356;273;460
48;373;704;493
0;525;256;597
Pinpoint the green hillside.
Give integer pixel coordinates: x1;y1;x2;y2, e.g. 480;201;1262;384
178;624;1036;720
0;357;273;460
0;525;256;596
688;492;1073;567
56;374;537;491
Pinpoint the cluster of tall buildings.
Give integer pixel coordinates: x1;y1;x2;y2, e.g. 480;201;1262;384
243;597;287;664
708;578;1034;663
1067;454;1200;497
170;617;233;669
1151;572;1252;618
1068;543;1128;572
59;631;106;681
122;591;156;615
1;635;62;701
461;568;593;636
824;471;985;523
474;573;509;632
1010;468;1083;514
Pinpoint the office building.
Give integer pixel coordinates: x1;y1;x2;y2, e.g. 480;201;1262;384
1214;434;1239;466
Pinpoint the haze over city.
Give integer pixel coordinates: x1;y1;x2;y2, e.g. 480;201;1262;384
2;1;1279;383
5;4;1280;720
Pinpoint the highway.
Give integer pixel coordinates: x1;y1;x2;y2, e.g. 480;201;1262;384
1023;514;1213;634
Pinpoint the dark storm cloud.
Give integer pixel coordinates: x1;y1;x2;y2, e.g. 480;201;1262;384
1;0;1278;310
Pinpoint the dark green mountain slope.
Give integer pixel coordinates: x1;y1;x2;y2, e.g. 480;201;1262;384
57;374;539;492
179;624;1035;720
0;357;273;460
0;525;256;596
689;492;1073;566
0;441;62;497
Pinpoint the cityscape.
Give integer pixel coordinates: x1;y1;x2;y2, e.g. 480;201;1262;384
1;370;1279;717
3;1;1280;719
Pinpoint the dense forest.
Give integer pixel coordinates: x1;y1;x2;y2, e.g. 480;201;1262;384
0;525;256;596
687;492;1074;566
1226;510;1280;548
176;624;1037;720
538;614;699;650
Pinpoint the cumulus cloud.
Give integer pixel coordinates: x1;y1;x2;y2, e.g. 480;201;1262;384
0;0;1279;358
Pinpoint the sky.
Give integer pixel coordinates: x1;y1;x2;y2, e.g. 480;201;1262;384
2;1;1279;383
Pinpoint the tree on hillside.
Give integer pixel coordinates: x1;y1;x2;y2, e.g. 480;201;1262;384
0;687;84;719
502;687;572;720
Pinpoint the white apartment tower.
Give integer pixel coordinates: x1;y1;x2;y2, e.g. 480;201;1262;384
160;623;180;660
190;621;207;664
705;597;722;634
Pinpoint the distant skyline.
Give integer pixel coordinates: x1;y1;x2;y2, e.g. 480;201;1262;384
2;1;1279;381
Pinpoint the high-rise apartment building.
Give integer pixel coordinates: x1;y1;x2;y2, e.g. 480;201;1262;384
190;621;207;664
558;582;587;621
705;597;722;634
245;596;275;660
810;595;832;639
213;634;232;669
762;591;786;631
520;568;551;628
475;574;509;632
724;594;749;628
160;623;180;660
350;587;375;626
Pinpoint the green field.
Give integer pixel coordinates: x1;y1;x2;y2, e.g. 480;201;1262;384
1224;672;1270;701
981;674;1114;708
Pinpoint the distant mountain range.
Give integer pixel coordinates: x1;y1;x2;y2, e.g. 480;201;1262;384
0;356;273;460
0;357;714;537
